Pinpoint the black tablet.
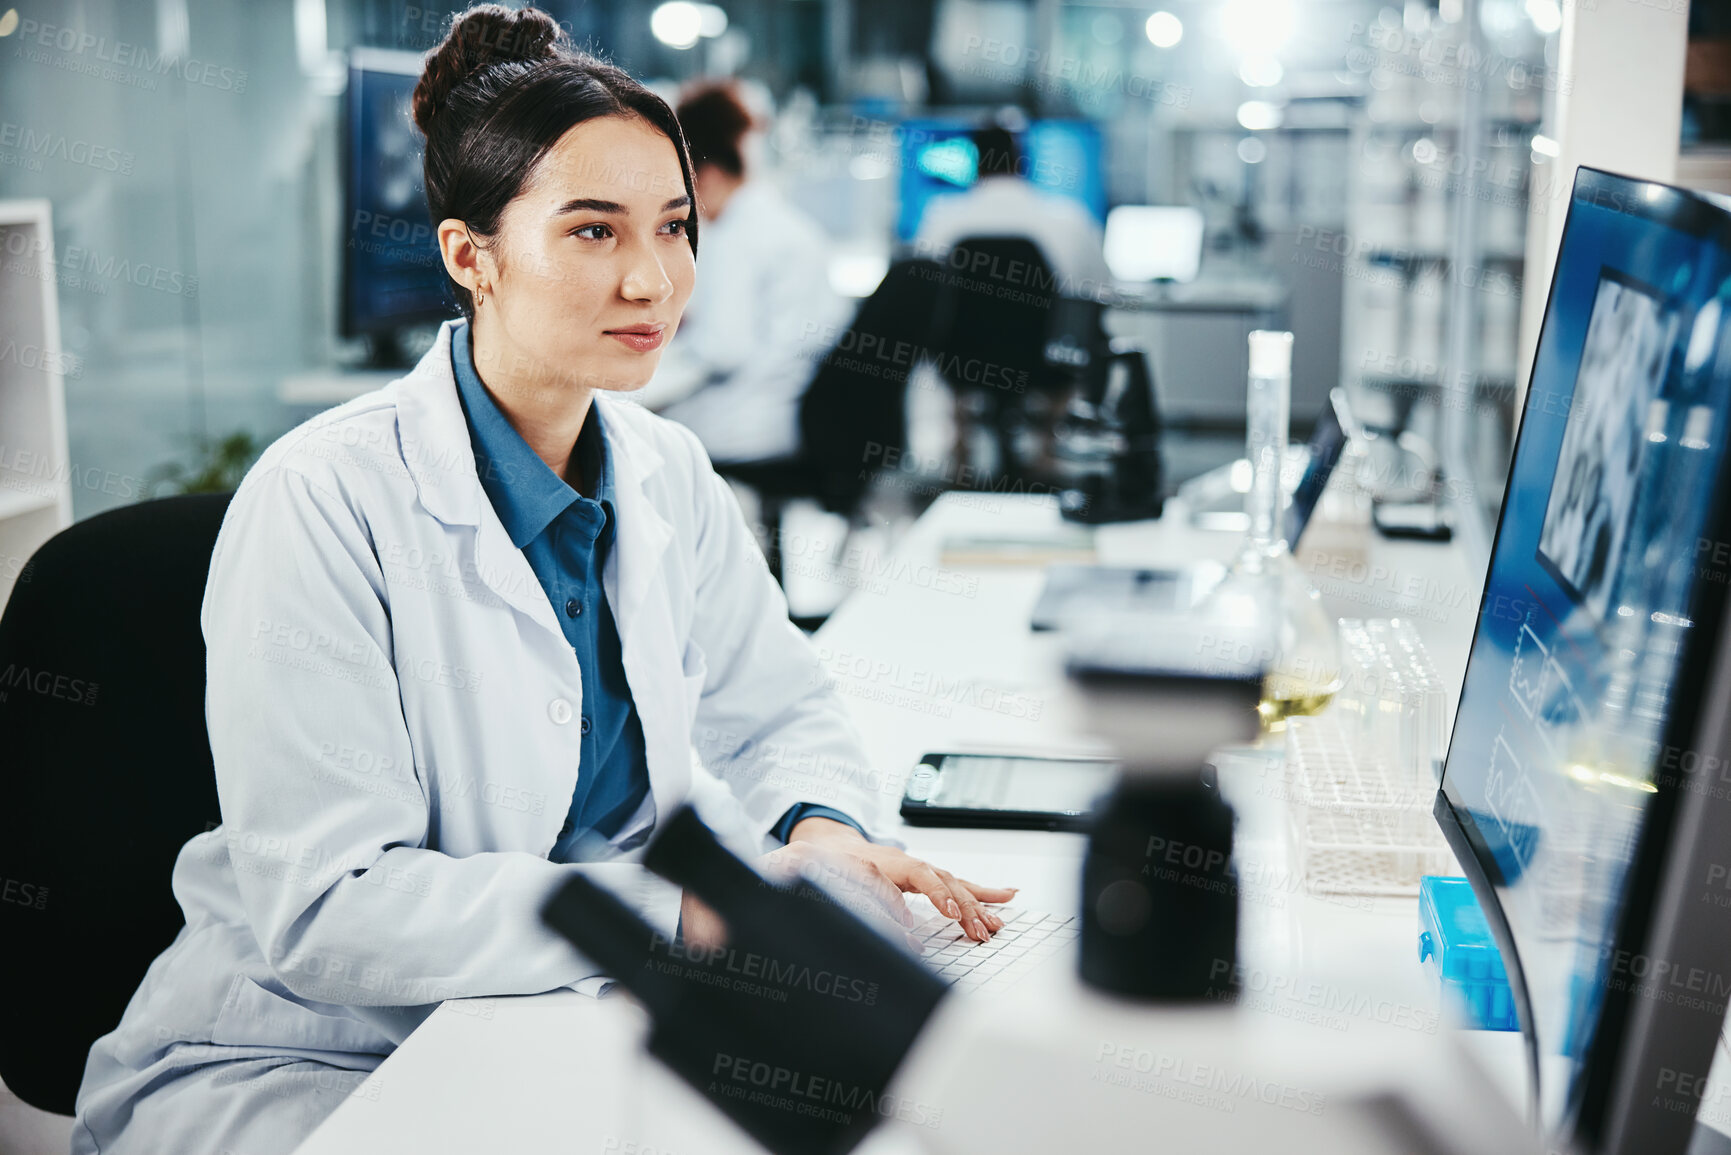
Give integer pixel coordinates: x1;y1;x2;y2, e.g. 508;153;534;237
899;752;1119;831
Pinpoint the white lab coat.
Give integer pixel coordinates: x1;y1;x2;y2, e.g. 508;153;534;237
638;180;849;463
913;174;1112;296
71;321;899;1155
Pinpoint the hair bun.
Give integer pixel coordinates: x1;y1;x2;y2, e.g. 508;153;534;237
412;4;565;136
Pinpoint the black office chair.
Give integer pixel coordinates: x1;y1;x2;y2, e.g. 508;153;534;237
0;494;231;1115
716;257;944;599
930;236;1065;485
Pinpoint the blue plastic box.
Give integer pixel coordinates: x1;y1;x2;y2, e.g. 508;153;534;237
1418;875;1519;1032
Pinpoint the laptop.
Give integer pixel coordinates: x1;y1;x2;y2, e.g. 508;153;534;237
1030;388;1352;631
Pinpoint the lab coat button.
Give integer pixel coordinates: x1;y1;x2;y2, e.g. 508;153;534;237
548;698;573;725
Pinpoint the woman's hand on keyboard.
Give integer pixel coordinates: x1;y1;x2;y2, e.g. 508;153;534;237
680;831;934;952
785;816;1017;942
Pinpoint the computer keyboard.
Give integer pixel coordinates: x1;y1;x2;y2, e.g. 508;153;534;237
909;905;1077;993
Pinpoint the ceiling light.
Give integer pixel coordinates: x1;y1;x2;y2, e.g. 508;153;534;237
1237;100;1284;131
1145;11;1183;49
1525;0;1562;35
696;4;728;38
651;2;703;49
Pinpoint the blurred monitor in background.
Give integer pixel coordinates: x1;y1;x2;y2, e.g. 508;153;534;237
901;115;1110;293
341;49;452;364
638;80;848;465
1103;205;1206;284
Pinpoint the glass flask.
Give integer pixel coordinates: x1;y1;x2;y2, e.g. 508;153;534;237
1196;330;1342;729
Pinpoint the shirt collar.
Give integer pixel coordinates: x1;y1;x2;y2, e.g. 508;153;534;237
451;321;613;550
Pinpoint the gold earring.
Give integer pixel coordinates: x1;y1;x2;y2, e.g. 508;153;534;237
476;289;485;306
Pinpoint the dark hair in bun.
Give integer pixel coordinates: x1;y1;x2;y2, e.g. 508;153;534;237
676;82;755;178
412;4;698;320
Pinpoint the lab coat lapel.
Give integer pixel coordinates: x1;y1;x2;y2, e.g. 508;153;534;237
472;515;560;635
595;399;690;822
398;343;691;824
602;407;672;629
395;323;562;636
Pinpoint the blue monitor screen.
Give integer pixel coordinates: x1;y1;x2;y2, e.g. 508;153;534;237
894;118;1107;243
342;52;451;335
1440;170;1731;1130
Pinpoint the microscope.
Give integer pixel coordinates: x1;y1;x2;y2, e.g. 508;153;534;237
1045;295;1166;525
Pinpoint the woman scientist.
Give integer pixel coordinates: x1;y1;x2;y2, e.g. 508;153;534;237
71;8;1009;1154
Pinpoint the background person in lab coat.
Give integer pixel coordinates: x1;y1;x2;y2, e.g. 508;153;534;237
637;81;850;464
913;119;1112;296
71;9;1010;1155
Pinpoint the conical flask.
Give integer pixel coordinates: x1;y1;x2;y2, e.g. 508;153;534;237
1195;330;1342;730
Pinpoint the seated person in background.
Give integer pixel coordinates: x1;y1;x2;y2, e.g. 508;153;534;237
913;116;1112;296
636;81;850;465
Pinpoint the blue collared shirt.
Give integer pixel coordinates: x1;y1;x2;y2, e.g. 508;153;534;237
453;324;650;858
451;324;863;854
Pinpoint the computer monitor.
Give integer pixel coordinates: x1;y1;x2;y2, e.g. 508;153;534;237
1104;206;1205;284
894;118;1107;243
1435;167;1731;1155
341;48;452;360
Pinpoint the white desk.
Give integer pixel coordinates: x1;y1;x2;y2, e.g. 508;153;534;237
297;493;1512;1154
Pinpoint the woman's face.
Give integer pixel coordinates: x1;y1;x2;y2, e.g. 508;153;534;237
477;114;696;393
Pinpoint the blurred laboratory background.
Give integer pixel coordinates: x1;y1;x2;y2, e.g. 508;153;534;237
0;0;1725;617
